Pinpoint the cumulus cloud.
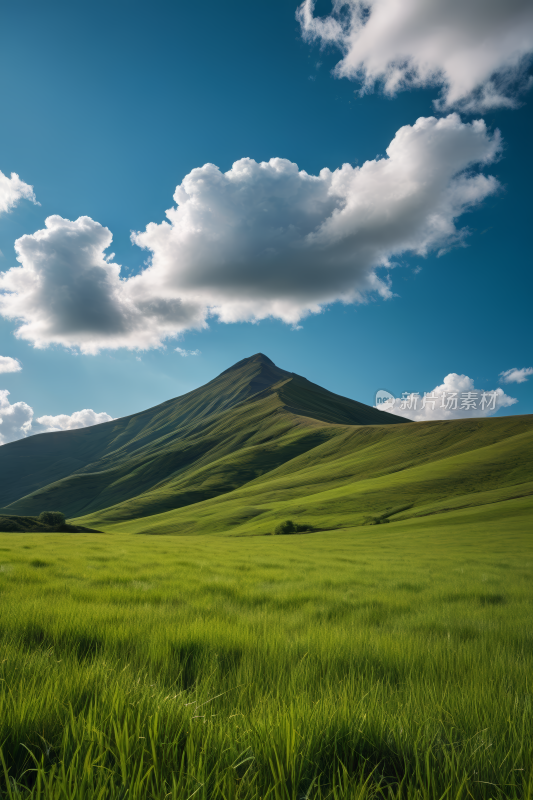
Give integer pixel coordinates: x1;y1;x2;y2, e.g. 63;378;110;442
499;366;533;384
0;356;22;374
0;389;34;444
0;389;113;445
377;373;517;421
297;0;533;111
0;115;500;352
0;215;207;354
0;169;38;216
175;347;201;357
36;408;114;433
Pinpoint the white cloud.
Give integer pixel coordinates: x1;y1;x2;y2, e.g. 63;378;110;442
499;366;533;384
0;388;113;445
297;0;533;111
175;347;201;357
0;115;500;353
0;169;38;216
0;389;34;444
36;408;114;433
377;373;517;421
0;215;207;354
0;356;22;374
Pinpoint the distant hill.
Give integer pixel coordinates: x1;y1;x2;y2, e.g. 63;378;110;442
0;514;100;533
3;353;531;537
79;412;533;536
0;353;408;520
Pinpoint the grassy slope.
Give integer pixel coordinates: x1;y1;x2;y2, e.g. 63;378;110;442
0;501;531;797
77;413;533;534
3;351;532;541
0;354;407;519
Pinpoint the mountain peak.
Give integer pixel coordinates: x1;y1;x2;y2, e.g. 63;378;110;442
0;351;410;517
216;353;292;399
221;353;276;372
218;352;288;379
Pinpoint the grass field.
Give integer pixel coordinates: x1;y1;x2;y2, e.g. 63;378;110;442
1;497;532;798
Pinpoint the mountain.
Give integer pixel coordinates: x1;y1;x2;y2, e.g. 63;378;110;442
3;353;532;537
0;353;408;519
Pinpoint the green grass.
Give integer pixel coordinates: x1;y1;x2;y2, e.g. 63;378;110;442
1;501;532;798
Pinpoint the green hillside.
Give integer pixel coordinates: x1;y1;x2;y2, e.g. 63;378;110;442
0;354;407;520
2;352;532;537
78;413;533;534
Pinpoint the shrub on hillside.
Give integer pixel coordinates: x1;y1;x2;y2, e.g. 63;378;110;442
0;516;25;532
273;520;313;535
274;520;295;535
38;511;66;527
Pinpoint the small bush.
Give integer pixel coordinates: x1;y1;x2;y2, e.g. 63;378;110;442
272;520;313;535
274;520;296;535
0;516;25;532
38;511;66;527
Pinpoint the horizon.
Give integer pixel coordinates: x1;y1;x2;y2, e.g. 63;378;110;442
3;350;532;446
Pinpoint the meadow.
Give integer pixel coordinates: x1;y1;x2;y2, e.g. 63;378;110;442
1;498;532;799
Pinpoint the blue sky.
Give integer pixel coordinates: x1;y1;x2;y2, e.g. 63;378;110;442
0;0;532;440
